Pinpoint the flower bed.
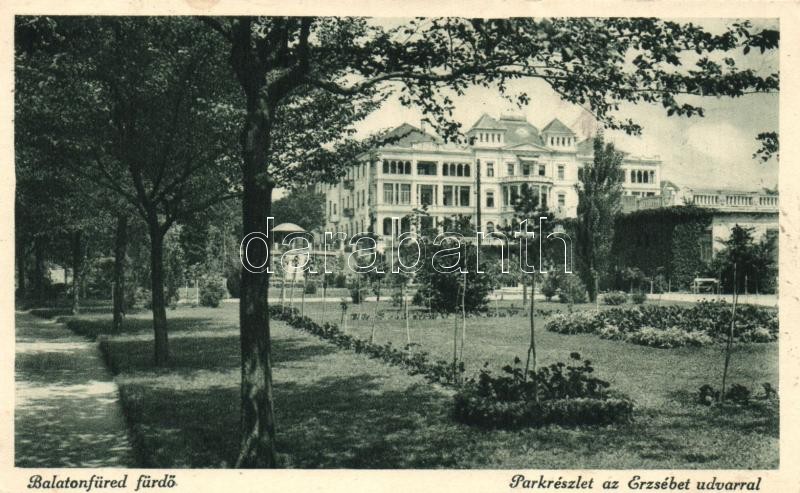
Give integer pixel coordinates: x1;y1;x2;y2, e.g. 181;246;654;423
453;353;634;429
544;300;777;348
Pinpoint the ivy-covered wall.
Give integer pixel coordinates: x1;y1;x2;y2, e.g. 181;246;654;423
610;206;712;289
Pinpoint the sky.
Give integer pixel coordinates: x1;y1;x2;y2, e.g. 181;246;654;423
351;18;779;192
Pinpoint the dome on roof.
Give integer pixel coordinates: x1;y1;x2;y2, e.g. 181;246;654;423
273;222;306;233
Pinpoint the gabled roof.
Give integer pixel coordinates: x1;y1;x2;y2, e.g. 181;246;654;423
469;113;506;130
381;123;438;147
541;118;575;134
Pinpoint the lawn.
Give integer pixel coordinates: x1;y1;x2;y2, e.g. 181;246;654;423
64;300;778;468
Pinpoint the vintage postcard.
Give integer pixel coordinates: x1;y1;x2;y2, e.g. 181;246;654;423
1;1;798;492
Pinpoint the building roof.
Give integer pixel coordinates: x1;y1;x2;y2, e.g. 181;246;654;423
496;115;544;147
576;138;594;155
381;123;439;147
469;113;506;130
541;118;575;134
273;222;306;233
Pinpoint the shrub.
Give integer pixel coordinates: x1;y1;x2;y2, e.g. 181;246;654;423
334;274;347;288
304;281;317;295
544;312;602;335
225;270;241;298
541;275;558;301
557;276;588;304
602;291;627;305
630;292;647;304
624;326;713;349
200;277;226;308
349;284;367;303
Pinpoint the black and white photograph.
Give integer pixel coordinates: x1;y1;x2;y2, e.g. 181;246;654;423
5;3;797;489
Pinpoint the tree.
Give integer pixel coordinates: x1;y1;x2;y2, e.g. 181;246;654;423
199;16;778;466
576;134;624;302
271;188;326;232
18;18;240;364
711;225;777;294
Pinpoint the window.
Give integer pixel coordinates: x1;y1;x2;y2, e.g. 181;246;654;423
383;184;393;204
383;218;393;236
486;190;495;208
464;164;470;177
404;161;411;174
630;170;636;182
400;184;411;204
541;190;548;207
420;185;435;206
502;186;509;206
417;161;437;176
557;165;565;180
486;162;494;177
538;165;546;176
443;186;454;206
486;221;495;233
507;163;514;176
558;193;565;207
456;164;463;177
383;161;389;174
522;164;531;176
459;186;470;207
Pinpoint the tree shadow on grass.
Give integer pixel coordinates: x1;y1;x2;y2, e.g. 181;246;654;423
65;316;220;339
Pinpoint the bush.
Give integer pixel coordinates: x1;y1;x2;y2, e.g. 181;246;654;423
200;277;226;308
630;292;647;304
541;275;558;301
602;291;627;305
349;284;367;303
544;312;603;335
334;274;347;288
625;326;713;349
557;276;587;304
225;270;241;298
304;281;317;295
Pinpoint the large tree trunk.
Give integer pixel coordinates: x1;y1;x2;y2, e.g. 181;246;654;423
71;231;82;314
236;95;277;469
113;214;128;332
148;219;169;366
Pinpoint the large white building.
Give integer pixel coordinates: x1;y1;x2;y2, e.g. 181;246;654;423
320;113;662;247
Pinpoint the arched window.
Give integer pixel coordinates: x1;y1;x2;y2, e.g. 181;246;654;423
404;161;411;174
383;160;389;174
637;170;643;183
486;221;495;233
443;163;449;176
464;164;470;177
450;163;456;176
630;170;636;182
383;218;393;236
457;164;463;177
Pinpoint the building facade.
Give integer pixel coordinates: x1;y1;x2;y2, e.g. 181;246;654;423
321;113;662;248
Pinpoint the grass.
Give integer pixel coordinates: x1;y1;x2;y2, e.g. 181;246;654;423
64;301;778;469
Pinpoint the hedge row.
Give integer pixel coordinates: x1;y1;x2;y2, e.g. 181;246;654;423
270;306;460;386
